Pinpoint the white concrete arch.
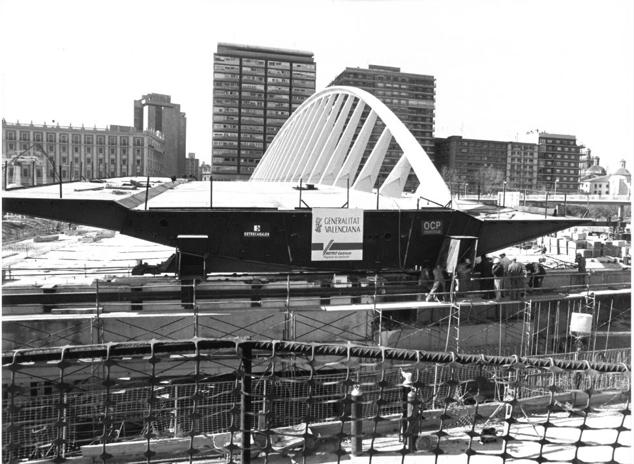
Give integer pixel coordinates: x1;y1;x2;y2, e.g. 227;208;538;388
250;86;451;205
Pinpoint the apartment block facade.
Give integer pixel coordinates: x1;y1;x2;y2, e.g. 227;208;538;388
211;43;316;180
506;142;538;191
435;133;583;194
2;120;165;188
536;133;581;193
434;136;508;193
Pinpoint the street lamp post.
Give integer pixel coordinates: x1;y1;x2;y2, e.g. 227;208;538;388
502;180;507;207
553;178;560;215
464;183;468;197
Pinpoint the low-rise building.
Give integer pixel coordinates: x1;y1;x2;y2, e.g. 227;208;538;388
200;162;211;181
579;158;631;197
2;119;165;189
185;153;200;179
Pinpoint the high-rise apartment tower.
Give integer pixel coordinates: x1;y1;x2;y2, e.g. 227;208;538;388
329;65;435;189
211;43;316;180
537;133;581;193
134;93;186;177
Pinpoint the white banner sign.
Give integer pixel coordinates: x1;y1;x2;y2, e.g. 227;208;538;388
311;208;363;261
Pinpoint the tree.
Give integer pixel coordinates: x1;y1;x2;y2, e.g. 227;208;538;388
588;205;618;221
476;166;506;194
440;166;460;192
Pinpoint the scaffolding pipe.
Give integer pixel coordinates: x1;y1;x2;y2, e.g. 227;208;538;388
552;301;558;354
534;301;541;356
592;301;601;355
545;302;551;355
240;344;253;464
604;300;614;352
498;304;503;356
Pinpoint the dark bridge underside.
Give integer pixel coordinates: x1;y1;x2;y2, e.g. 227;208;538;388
2;197;589;272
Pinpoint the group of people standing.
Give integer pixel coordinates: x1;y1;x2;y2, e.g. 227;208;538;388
421;253;546;302
489;254;545;300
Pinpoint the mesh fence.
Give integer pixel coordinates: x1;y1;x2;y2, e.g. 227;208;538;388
3;339;631;463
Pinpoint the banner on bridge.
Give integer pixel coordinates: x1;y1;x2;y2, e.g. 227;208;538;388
311;208;363;261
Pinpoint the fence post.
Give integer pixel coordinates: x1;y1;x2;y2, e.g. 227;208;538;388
144;175;150;210
240;344;253;464
350;385;363;456
406;389;419;451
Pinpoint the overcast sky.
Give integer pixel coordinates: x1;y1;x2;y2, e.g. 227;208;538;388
1;0;632;170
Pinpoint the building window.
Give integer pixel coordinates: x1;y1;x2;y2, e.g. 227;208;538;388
85;135;93;144
7;131;16;140
97;135;105;145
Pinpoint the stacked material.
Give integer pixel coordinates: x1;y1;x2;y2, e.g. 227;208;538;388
544;229;631;263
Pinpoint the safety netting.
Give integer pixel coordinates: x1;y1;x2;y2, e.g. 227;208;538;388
2;339;631;463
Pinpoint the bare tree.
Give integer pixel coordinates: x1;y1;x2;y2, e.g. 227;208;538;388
440;166;460;192
476;166;505;194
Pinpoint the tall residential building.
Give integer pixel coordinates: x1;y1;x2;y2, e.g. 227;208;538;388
434;136;508;194
211;43;316;180
536;133;581;192
506;142;538;192
329;65;435;188
134;93;186;177
2;119;165;189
